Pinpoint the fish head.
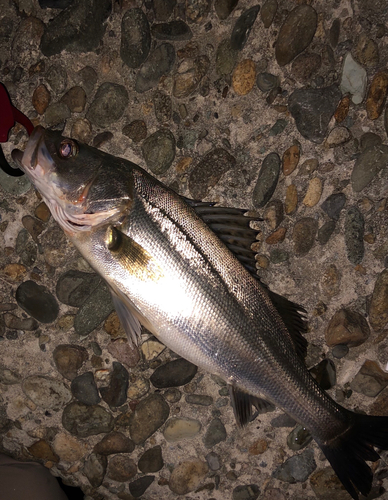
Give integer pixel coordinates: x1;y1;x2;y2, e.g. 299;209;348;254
12;126;133;235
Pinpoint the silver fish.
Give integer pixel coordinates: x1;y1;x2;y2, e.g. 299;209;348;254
13;126;388;499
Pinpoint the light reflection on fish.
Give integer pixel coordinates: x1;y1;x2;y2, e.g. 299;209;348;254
12;126;388;499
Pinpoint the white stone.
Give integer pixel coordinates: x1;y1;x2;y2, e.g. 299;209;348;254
340;52;367;105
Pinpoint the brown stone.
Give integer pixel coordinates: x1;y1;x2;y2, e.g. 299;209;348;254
2;263;27;282
285;184;298;215
248;438;268;455
53;344;88;381
369;269;388;331
232;59;256;96
28;439;59;463
34;202;51;222
321;264;340;297
106;454;137;482
282;144;300;175
94;431;135;455
303;178;322;207
366;72;388;120
325;309;370;347
334;95;350;123
104;311;126;339
32;84;50;115
265;227;287;244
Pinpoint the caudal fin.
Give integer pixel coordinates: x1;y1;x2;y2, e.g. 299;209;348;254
318;412;388;500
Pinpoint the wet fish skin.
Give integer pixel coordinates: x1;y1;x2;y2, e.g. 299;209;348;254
12;126;388;500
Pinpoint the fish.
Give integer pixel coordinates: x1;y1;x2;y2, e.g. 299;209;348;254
12;125;388;500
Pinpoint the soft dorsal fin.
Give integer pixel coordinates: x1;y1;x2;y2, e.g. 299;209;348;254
228;385;275;427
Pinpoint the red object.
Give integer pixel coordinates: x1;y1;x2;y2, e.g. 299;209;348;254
0;82;34;141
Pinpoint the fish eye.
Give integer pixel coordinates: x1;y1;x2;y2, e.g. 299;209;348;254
59;139;79;158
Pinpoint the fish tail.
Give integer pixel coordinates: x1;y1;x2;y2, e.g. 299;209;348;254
317;412;388;500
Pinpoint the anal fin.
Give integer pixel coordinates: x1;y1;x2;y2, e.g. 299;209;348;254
229;385;275;428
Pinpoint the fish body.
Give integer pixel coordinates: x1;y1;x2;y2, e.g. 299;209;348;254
12;127;388;499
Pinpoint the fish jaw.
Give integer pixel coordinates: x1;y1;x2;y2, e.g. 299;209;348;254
11;126;125;236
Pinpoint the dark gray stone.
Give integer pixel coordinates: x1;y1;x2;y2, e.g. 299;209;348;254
273;448;316;482
257;72;279;92
189;148;236;200
185;394;213;406
45;102;71;127
203;418;227;448
231;5;260;51
53;344;89;381
232;484;260;500
351;144;388;192
216;39;238;75
46;64;68;94
128;476;155;498
360;132;382;152
120;8;151;69
40;0;111;56
71;372;101;405
135;43;175;93
62;402;114;437
215;0;239;20
293;218;318;256
321;193;346;220
150;358;197;388
151;20;192;40
16;280;59;324
261;0;278;28
153;90;172;123
345;206;364;265
287;425;313;451
152;0;176;21
138;445;164;473
288;85;341;143
100;362;129;408
74;280;114;336
332;344;349;359
129;394;170;444
83;453;107;488
141;129;176;174
86;83;129;128
252;152;280;208
317;220;336;245
75;66;97;95
56;270;100;307
271;414;297;428
268;119;287;136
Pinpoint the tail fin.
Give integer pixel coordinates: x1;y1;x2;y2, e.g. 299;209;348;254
318;413;388;500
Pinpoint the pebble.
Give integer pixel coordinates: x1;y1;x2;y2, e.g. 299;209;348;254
60;86;86;113
282;144;300;176
340;53;367;105
71;118;92;143
265;227;286;245
44;101;70;127
334;95;351;123
71;371;101;406
141;129;176;175
0;366;21;385
53;344;88;380
173;55;210;98
273;448;316;483
252;152;280;208
150;358;197;388
321;193;346;220
318;221;335;245
153;90;172;123
122;120;147;143
120;8;150;68
41;226;77;268
56;270;100;307
285;184;298;215
93;431;134;456
366;71;388;120
360;132;382;152
185;393;213;406
62;402;114;437
232;59;256;96
206;451;221;470
344;206;364;265
128;393;169;444
12;18;44;62
128;476;155;498
52;433;87;462
369;269;388;331
75;66;97;96
351;143;388;192
326;127;351;148
270;249;289;264
22;375;71;409
32;83;50;114
203;418;227;448
4;313;38;331
16;280;59;323
151;0;175;21
385;105;388;138
40;0;110;56
287;424;312;451
325;309;370;347
260;0;277;29
216;39;238;76
275;5;317;66
303;178;322;207
141;339;166;361
230;5;260;51
264;200;284;230
138;445;164;473
350;360;388;397
310;359;336;390
127;375;149;400
169;459;208;495
214;0;238;20
292;218;318;256
288;85;341;144
232;484;260;500
83;453;107;488
321;264;341;298
248;438;268;455
268;118;287;136
100;362;129;408
74;280;114;336
109;340;140;369
28;439;59;463
152;20;192;41
189;148;236;200
257;72;279;92
106;454;137;482
291;53;321;82
164;417;202;442
135;42;175;93
46;64;67;94
355;33;379;67
86;83;128;128
164;387;181;403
